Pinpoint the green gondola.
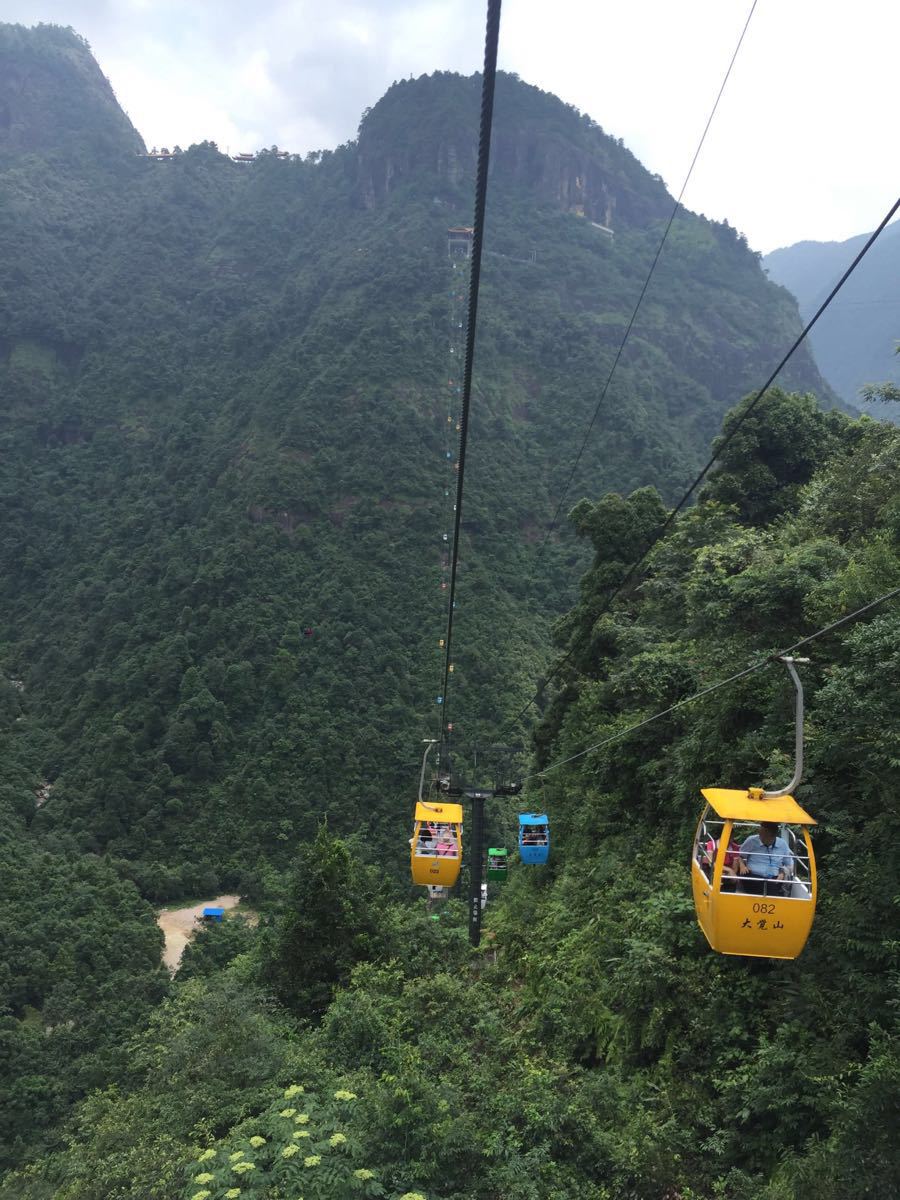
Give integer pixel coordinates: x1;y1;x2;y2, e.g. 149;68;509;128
487;847;508;882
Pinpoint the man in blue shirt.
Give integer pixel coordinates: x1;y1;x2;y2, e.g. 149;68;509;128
737;821;793;896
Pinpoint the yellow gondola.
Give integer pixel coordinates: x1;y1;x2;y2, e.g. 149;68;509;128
411;800;463;887
692;656;818;960
691;788;816;959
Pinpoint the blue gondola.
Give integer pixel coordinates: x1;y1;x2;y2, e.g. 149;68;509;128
518;813;550;864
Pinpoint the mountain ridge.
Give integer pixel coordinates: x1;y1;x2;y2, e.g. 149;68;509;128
763;219;900;412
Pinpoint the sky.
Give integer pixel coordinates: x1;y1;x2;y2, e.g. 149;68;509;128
4;0;898;253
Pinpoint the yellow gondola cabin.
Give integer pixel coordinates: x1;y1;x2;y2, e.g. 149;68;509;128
692;787;817;960
411;801;463;888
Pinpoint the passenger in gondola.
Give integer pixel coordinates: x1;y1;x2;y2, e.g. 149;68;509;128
737;821;793;896
704;834;741;891
436;833;456;857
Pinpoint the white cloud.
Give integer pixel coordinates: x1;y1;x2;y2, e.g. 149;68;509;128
237;49;277;101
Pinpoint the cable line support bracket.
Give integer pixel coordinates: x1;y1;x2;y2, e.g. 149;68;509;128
761;656;809;799
418;739;440;807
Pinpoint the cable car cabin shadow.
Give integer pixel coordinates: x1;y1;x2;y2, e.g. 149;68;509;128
519;813;549;865
411;801;463;888
692;788;817;960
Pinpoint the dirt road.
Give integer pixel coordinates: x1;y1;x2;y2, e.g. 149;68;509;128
157;894;240;973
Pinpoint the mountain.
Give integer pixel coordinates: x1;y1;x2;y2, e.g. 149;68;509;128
0;27;837;883
763;220;900;413
0;22;865;1175
0;23;143;162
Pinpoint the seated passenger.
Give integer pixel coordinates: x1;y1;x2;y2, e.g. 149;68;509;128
737;821;793;896
698;835;714;879
703;834;740;891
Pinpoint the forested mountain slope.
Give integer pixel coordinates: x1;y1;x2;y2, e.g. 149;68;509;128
1;24;832;880
0;23;869;1183
763;220;900;412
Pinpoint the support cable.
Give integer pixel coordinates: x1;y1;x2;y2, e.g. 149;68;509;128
438;0;502;755
536;0;759;556
525;585;900;782
500;192;900;739
434;241;469;759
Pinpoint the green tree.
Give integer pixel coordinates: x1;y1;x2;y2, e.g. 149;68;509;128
260;826;382;1018
700;387;847;524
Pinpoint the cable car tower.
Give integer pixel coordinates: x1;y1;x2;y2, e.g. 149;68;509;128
412;741;522;946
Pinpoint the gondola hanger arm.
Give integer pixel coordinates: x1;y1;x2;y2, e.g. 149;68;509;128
418;739;443;810
761;656;809;799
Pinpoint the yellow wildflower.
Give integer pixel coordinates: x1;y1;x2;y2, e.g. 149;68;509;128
283;1084;304;1098
304;1155;321;1167
191;1193;211;1200
193;1174;214;1185
232;1162;256;1174
282;1144;300;1159
333;1089;357;1101
329;1133;347;1147
279;1107;297;1118
294;1113;310;1125
225;1191;241;1199
249;1136;266;1148
400;1193;428;1200
196;1149;216;1163
354;1168;375;1180
229;1151;245;1162
292;1130;311;1139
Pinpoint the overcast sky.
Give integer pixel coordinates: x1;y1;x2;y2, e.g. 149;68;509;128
5;0;898;252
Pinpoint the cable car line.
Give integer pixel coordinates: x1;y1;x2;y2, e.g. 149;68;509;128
535;0;759;559
437;0;502;755
498;191;900;742
414;0;502;944
525;583;900;782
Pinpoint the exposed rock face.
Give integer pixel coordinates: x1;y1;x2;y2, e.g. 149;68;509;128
356;71;670;230
491;130;622;225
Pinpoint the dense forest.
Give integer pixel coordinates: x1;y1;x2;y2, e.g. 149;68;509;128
1;22;897;1200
